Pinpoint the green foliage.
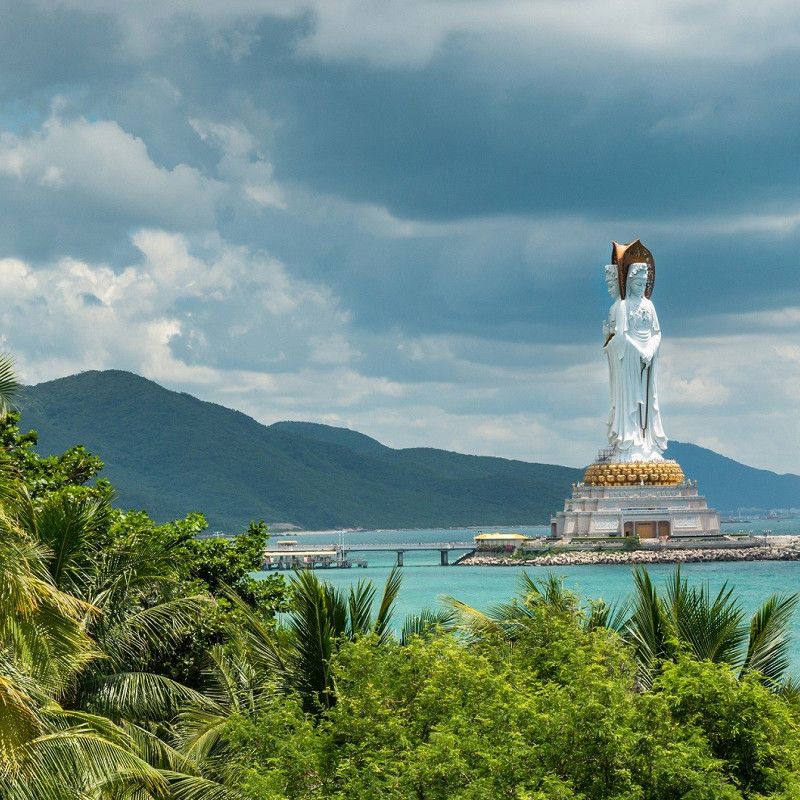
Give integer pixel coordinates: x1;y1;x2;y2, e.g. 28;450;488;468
224;611;769;800
0;362;242;797
655;659;800;796
622;566;799;688
0;352;19;417
179;521;289;615
0;410;110;503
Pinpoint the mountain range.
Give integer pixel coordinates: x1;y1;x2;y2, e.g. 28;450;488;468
14;370;800;531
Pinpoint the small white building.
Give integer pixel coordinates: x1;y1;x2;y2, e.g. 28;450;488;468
473;532;531;551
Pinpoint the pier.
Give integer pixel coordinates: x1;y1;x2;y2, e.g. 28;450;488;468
339;542;473;566
261;545;367;570
262;541;474;569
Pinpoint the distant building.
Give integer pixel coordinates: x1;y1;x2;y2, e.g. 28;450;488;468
474;532;530;551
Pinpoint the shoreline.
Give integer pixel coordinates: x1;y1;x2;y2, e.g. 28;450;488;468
455;536;800;567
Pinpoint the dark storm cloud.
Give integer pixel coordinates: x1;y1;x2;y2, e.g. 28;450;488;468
256;39;800;223
0;0;122;101
2;6;796;339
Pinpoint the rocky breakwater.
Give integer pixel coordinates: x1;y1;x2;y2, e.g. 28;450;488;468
456;537;800;567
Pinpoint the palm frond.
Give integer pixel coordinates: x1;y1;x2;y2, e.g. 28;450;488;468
172;702;232;765
347;580;377;639
158;772;241;800
741;592;799;683
777;674;800;703
518;571;579;615
400;607;457;645
442;595;518;642
98;596;213;668
79;671;210;723
373;565;402;643
0;353;20;417
622;566;672;687
663;569;746;665
585;597;631;633
8;726;170;799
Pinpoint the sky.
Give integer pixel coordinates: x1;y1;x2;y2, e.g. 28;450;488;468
1;0;800;475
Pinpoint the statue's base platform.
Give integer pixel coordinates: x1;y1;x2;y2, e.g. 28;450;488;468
550;474;721;540
583;459;684;486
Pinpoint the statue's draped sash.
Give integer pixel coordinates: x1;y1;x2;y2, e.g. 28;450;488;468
605;296;667;461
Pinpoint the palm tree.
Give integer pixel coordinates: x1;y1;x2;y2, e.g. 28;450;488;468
445;571;627;643
621;565;798;688
244;566;403;713
0;470;236;798
174;567;405;780
0;487;171;799
399;607;458;645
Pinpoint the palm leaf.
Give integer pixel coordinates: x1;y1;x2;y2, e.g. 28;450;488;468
442;595;519;642
585;597;631;633
79;671;210;723
742;592;799;683
373;565;402;643
158;772;241;800
8;726;170;799
0;353;20;417
347;579;377;639
400;607;457;645
663;568;746;665
622;566;672;687
98;596;213;669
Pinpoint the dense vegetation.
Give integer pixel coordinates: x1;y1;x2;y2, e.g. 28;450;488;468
3;359;800;798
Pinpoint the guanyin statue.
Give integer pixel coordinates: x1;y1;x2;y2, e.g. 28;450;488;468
602;240;667;463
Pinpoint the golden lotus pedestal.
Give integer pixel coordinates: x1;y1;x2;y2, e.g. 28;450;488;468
583;460;685;487
550;460;721;541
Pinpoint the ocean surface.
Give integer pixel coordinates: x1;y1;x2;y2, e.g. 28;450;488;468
258;520;800;672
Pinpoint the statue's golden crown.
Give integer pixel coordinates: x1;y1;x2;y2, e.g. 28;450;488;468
611;239;656;299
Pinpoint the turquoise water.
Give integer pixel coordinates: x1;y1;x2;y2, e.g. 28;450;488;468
260;522;800;672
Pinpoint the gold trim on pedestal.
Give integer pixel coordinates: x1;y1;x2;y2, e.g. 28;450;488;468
583;460;685;486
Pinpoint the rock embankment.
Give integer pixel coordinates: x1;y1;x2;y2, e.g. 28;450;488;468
455;537;800;567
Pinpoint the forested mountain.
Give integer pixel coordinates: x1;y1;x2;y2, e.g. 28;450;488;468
16;371;580;530
664;441;800;514
16;370;799;531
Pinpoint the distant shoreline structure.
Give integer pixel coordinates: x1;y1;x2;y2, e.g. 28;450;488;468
456;536;800;567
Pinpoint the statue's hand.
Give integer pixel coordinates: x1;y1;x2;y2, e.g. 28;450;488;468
641;351;653;367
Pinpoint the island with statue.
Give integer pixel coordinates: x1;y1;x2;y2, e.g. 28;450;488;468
550;240;722;541
455;239;800;565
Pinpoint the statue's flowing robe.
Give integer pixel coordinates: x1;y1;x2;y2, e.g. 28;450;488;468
606;297;667;461
604;299;622;445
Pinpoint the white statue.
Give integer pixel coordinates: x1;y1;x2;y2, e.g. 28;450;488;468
605;261;667;462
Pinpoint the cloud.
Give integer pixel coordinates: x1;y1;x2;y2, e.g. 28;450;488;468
0;230;353;383
0;110;218;261
1;0;800;482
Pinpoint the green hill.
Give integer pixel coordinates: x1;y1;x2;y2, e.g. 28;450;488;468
16;370;799;530
664;441;800;514
16;371;582;531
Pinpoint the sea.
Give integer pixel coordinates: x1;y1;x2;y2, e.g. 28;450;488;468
257;520;800;672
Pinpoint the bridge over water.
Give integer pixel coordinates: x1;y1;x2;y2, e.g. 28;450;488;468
339;542;475;566
263;541;475;567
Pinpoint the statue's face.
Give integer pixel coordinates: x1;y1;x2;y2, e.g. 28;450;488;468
627;266;647;298
604;267;619;298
